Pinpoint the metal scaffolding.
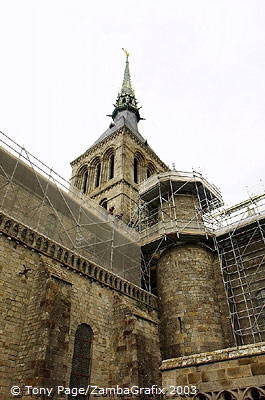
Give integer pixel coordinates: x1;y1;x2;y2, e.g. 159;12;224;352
0;131;141;286
210;194;265;345
131;170;265;346
1;130;265;340
129;170;223;294
129;170;223;241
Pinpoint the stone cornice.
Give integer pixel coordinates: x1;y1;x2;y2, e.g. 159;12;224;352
160;342;265;370
0;211;158;309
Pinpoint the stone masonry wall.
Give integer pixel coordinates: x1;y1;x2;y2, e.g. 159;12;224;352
0;213;161;399
157;244;226;359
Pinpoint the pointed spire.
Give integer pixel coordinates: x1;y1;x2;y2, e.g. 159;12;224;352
111;49;142;124
121;48;134;96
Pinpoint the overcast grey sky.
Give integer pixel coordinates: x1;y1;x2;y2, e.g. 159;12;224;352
0;0;264;206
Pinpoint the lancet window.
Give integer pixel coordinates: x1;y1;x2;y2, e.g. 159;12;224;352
133;151;144;184
103;148;115;181
90;157;101;189
75;165;89;194
69;324;93;398
146;162;156;179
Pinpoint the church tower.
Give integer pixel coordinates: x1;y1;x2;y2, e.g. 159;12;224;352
70;50;168;222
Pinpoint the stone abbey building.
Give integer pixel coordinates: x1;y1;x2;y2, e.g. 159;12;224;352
0;53;265;399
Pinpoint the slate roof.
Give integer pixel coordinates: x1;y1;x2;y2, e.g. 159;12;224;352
91;110;146;148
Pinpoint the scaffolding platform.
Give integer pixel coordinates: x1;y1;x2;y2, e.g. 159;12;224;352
132;170;223;245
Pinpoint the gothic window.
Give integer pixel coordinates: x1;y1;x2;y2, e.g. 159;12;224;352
82;170;88;194
76;165;89;194
133;152;144;184
69;324;93;399
95;163;101;187
99;198;108;209
133;157;138;183
103;148;115;182
89;157;102;190
146;162;156;179
109;154;115;180
45;213;57;238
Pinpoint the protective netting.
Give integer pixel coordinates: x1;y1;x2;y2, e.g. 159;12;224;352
0;131;141;286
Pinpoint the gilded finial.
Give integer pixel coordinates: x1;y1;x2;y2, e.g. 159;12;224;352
122;48;129;59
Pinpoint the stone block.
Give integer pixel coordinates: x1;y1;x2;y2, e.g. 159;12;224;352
201;368;226;382
175;374;188;386
188;372;202;384
251;362;265;376
226;365;252;378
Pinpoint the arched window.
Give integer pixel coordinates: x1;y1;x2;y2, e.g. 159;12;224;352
146;162;156;179
103;148;115;182
218;391;237;400
69;324;93;398
75;165;89;194
99;198;108;209
133;157;138;183
90;157;101;190
246;388;265;400
146;168;151;179
109;154;115;180
133;152;144;184
95;163;101;187
82;170;88;194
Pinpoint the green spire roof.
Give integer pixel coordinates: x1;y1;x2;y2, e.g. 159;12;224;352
111;49;142;123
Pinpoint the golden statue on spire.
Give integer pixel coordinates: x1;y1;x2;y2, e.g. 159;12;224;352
122;48;129;58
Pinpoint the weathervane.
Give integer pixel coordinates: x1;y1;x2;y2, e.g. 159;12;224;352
122;48;129;59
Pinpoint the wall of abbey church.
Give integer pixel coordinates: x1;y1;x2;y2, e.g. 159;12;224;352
0;212;161;399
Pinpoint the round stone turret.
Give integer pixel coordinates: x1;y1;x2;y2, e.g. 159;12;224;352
157;243;225;359
138;171;225;359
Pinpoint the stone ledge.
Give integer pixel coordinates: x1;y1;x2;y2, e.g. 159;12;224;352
160;342;265;370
